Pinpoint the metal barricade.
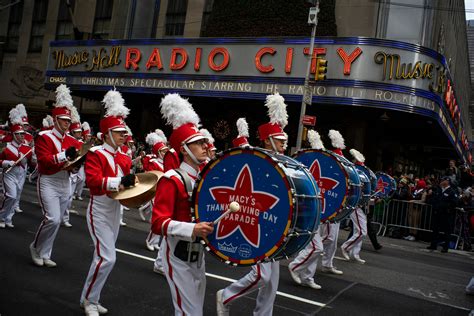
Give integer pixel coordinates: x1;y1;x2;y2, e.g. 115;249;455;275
383;199;433;237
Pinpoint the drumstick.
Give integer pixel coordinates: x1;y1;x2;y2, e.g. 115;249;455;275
4;149;32;174
213;201;240;225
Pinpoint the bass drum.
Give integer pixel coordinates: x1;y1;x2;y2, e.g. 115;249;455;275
356;169;370;206
354;164;377;195
374;172;397;198
193;147;321;266
293;149;361;223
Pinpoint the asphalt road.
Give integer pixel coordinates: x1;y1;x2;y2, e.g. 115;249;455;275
0;183;473;315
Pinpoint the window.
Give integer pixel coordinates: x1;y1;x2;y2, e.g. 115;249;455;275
5;1;24;52
165;0;188;36
29;0;48;52
200;0;214;37
56;0;75;40
93;0;114;39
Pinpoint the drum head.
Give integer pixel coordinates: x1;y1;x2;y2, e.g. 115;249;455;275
375;172;397;198
294;149;352;223
194;148;299;266
355;164;377;194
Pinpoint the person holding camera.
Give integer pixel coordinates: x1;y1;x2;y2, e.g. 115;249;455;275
30;85;82;268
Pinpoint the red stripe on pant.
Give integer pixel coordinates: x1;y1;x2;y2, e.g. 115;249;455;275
33;175;47;248
322;222;330;242
344;210;363;251
85;196;104;300
291;240;317;271
224;263;262;305
165;239;184;314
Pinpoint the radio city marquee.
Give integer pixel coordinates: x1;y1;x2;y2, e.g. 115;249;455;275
45;37;467;154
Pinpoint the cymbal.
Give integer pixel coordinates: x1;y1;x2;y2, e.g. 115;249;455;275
108;172;161;208
62;142;93;171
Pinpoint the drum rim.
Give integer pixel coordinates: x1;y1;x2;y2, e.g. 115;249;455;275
293;148;352;223
192;146;297;266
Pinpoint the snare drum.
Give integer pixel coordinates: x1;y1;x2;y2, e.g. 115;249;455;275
374;172;397;198
293;149;361;223
193;147;321;266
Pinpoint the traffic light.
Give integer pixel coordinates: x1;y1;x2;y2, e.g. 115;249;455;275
315;57;327;81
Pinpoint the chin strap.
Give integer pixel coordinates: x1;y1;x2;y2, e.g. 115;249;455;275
54;117;68;134
183;143;200;165
108;130;118;148
269;137;278;153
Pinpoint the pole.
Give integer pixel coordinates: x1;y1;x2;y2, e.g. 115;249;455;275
295;0;320;152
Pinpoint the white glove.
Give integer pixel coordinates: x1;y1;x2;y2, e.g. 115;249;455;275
2;160;14;168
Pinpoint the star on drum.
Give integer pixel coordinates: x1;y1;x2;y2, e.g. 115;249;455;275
309;160;339;214
210;164;279;248
376;177;389;193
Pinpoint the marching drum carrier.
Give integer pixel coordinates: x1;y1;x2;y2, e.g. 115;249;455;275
293;149;362;223
192;147;321;266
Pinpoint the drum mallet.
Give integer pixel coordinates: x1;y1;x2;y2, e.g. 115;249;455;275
213;201;240;225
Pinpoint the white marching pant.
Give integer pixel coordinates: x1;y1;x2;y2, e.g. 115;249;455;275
321;222;340;268
32;171;71;259
221;261;279;316
147;233;164;271
13;169;26;210
0;167;26;224
74;166;85;197
161;236;206;316
288;228;323;283
63;177;75;223
81;194;121;305
341;207;367;258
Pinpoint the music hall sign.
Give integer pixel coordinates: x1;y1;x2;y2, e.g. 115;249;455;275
45;37;468;160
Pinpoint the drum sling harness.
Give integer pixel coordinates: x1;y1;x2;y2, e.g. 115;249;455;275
174;168;203;266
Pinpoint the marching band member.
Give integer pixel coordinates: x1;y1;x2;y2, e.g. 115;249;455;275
232;117;250;148
0;107;35;228
287;130;325;289
80;89;134;316
199;128;217;161
62;107;83;228
30;84;81;268
217;93;288;316
73;121;92;201
142;130;168;244
151;93;214;316
340;148;369;264
318;129;347;276
13;103;34;213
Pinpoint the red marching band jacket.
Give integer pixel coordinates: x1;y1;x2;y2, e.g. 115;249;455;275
0;142;34;169
144;157;164;172
151;163;198;239
85;143;132;196
35;128;81;175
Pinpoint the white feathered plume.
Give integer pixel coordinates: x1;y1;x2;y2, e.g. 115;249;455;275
328;129;345;149
9;108;23;125
200;128;215;144
160;93;200;129
265;93;288;127
146;132;160;146
125;125;133;136
43;115;54;128
82;121;90;132
350;149;365;163
283;132;288;150
236;118;249;138
15;104;27;119
71;106;81;124
155;129;168;143
55;84;74;108
102;89;130;118
308;130;324;150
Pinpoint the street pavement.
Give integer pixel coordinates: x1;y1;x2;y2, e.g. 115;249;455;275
1;182;473;315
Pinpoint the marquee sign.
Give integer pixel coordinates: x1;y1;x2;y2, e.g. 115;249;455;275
45;37;469;162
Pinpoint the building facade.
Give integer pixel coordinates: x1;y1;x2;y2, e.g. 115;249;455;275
0;0;471;173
